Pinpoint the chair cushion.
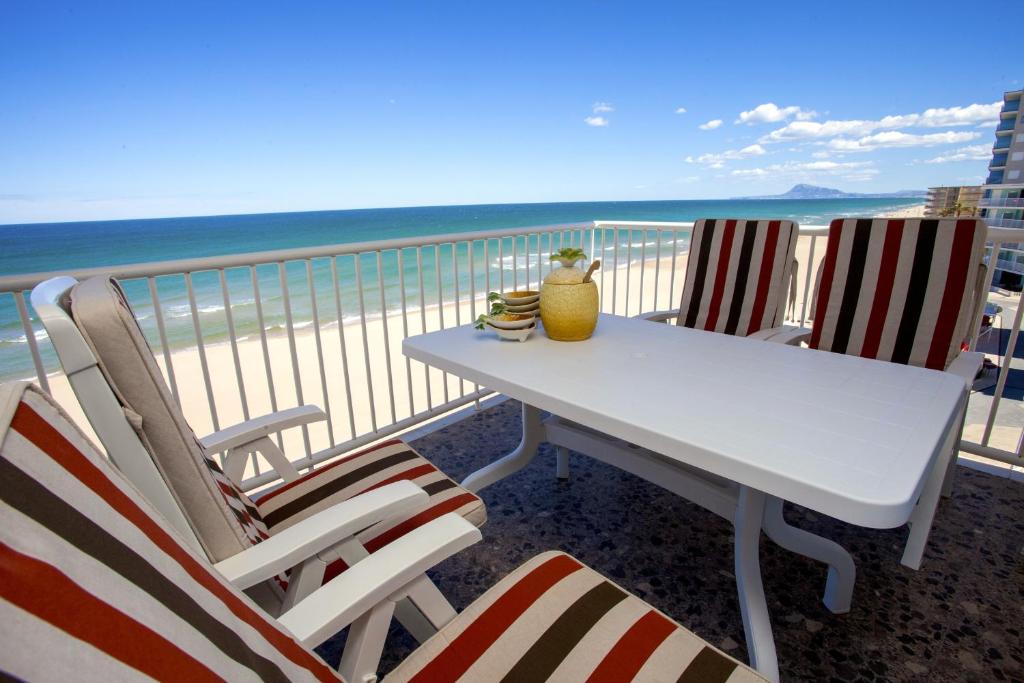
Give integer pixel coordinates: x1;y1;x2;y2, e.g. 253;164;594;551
679;219;798;336
255;439;486;582
809;218;987;370
0;382;340;682
71;275;253;562
385;551;767;683
70;276;487;584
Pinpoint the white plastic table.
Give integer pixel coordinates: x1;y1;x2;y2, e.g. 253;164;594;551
403;314;966;681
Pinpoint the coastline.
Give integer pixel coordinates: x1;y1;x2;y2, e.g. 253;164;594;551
44;236;828;474
878;203;926;218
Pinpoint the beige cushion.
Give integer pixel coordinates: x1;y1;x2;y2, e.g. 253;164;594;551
71;276;251;561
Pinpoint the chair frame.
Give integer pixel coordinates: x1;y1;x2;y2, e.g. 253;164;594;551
30;276;468;677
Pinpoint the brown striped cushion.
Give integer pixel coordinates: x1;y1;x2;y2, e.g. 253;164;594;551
0;382;341;682
69;276;486;587
385;551;766;683
679;219;798;335
809;218;987;370
255;439;486;582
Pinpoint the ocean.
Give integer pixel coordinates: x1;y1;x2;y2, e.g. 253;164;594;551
0;197;921;381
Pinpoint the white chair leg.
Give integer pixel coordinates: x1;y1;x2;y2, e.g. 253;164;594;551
734;486;780;683
941;447;958;499
338;601;395;683
941;404;968;499
555;446;570;480
329;536;437;643
761;497;855;614
901;417;960;570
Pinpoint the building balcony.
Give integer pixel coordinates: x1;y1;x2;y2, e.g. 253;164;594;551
1003;98;1020;113
996;120;1016;132
979;196;1024;208
987;216;1024;229
990;154;1008;168
986;172;1004;184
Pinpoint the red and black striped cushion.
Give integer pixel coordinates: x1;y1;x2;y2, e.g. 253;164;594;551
678;219;798;335
809;218;986;370
0;383;340;682
253;439;485;583
385;552;766;682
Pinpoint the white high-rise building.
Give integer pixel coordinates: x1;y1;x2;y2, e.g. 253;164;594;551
979;89;1024;288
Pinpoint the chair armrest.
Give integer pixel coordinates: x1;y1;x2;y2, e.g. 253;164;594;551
212;480;427;589
278;513;482;647
635;309;679;324
754;325;812;346
200;405;327;453
946;351;984;391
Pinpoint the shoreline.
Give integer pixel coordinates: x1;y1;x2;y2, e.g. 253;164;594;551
878;203;925;218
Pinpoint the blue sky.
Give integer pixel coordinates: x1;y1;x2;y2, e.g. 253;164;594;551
1;1;1020;223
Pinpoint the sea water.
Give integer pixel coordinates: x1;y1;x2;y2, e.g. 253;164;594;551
0;197;920;381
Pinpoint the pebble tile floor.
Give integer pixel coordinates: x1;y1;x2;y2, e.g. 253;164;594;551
318;400;1024;682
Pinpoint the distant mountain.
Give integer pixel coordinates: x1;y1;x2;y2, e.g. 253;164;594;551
734;184;927;200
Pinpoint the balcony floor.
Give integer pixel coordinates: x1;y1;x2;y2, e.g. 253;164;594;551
319;399;1024;682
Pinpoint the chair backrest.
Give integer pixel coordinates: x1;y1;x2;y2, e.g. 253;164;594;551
809;217;988;371
678;218;799;335
0;381;340;682
31;275;264;563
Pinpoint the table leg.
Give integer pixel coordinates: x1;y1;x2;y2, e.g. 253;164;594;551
555;446;570;480
761;496;855;614
734;486;779;683
460;402;545;494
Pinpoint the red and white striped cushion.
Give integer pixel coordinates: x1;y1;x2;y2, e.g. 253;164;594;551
0;382;341;682
386;551;766;682
810;218;987;370
255;439;486;582
679;219;798;335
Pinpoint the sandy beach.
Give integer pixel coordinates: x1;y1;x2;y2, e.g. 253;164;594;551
879;203;926;218
43;235;832;480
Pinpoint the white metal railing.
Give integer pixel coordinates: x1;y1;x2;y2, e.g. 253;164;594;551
979;197;1024;208
986;217;1024;230
2;220;1024;490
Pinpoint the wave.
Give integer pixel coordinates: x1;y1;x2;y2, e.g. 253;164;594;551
0;328;49;345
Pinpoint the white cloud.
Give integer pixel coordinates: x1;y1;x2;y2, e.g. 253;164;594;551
736;103;816;124
731;160;877;181
760;101;1001;143
923;143;992;164
826;130;979;152
584;116;609;127
686;144;766;166
592;102;614;113
675;106;688;114
699;119;723;130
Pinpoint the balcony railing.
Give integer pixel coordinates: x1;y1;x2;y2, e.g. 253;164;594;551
2;220;1024;492
979;197;1024;208
1003;99;1020;113
996;121;1016;133
986;217;1024;229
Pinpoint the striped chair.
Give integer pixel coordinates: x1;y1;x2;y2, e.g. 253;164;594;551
30;276;485;623
808;217;988;371
790;217;989;569
0;381;766;682
648;218;799;337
